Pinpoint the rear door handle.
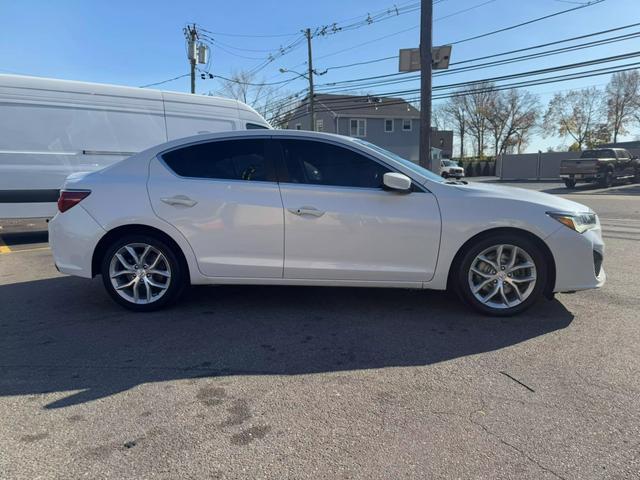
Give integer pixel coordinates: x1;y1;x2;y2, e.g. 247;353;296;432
160;195;198;207
288;206;325;217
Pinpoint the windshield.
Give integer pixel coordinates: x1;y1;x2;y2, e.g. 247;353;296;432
353;139;445;183
442;160;456;167
581;149;615;159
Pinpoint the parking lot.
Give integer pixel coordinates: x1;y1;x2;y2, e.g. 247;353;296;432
1;181;639;479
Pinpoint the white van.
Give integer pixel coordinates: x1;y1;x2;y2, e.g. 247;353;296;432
0;74;271;219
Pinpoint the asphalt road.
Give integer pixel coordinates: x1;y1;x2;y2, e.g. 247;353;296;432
1;181;639;479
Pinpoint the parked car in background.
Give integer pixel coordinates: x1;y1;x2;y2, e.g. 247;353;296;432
560;148;639;188
49;130;605;317
440;159;465;179
0;74;270;219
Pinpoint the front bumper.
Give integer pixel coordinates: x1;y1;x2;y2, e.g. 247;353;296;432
545;223;606;292
49;206;105;278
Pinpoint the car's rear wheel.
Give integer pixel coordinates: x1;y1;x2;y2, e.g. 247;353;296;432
454;234;548;316
564;179;576;189
100;234;185;311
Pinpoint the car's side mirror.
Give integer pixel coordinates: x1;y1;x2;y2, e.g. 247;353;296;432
383;172;412;192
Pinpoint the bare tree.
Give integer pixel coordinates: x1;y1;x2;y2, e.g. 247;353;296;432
543;87;604;150
489;89;540;157
441;94;467;159
215;70;301;128
461;82;495;158
605;70;640;143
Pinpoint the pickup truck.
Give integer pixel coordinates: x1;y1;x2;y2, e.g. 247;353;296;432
560;148;639;188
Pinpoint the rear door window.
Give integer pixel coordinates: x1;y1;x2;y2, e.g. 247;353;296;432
162;139;275;182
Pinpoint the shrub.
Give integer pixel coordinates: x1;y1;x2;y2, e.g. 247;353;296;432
466;163;475;177
475;162;483;176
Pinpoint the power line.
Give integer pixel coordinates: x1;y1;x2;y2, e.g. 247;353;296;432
273;62;640;124
139;73;190;88
449;0;605;44
277;0;605;75
313;30;640;93
267;52;640;117
315;20;640;77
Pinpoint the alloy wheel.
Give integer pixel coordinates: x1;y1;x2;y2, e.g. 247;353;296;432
108;243;172;304
467;244;537;310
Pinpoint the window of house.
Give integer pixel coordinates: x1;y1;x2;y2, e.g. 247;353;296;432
279;139;390;188
384;119;394;133
349;119;366;137
295;123;302;130
402;119;412;131
162;139;273;182
316;119;324;132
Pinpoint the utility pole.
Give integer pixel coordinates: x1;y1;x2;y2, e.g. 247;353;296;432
186;24;198;94
419;0;433;170
305;28;315;132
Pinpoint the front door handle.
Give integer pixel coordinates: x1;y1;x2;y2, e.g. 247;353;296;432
160;195;198;207
288;206;325;217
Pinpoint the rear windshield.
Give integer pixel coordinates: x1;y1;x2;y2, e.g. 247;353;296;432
581;149;615;159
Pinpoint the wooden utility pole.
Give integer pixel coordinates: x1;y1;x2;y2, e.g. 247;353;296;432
419;0;433;170
186;24;198;94
305;28;315;132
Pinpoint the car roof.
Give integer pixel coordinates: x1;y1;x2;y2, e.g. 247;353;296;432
143;129;360;155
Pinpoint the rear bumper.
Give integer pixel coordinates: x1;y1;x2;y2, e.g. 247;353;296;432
48;206;105;278
546;225;606;292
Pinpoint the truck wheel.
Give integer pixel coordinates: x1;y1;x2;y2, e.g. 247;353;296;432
441;172;449;178
564;179;576;189
600;170;614;188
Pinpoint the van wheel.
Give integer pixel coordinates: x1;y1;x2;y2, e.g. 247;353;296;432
454;234;547;316
564;179;576;189
100;234;185;311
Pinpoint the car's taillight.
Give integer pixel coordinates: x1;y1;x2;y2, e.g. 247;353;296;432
57;190;91;213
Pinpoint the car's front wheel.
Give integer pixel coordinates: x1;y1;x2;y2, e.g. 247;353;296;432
454;234;548;316
100;234;185;311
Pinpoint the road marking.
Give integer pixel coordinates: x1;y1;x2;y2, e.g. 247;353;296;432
1;246;50;254
0;235;11;254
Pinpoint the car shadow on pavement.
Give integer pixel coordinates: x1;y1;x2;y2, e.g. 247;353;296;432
0;276;574;409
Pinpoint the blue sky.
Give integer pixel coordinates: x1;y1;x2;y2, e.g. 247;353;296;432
1;0;639;151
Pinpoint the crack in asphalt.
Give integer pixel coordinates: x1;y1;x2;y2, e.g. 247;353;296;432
469;399;568;480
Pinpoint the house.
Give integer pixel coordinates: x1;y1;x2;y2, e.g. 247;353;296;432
284;93;453;162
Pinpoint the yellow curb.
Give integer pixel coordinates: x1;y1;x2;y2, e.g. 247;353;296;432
0;236;11;254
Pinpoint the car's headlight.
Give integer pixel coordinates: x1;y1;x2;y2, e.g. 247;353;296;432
547;211;598;233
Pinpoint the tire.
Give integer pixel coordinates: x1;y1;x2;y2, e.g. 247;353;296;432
441;172;449;178
100;234;186;312
599;170;614;188
454;233;548;316
564;179;576;189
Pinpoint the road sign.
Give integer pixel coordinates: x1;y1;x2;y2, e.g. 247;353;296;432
399;45;452;72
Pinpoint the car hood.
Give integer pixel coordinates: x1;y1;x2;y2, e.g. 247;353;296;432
452;181;592;213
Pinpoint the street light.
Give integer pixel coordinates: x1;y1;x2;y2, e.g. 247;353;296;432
279;67;327;132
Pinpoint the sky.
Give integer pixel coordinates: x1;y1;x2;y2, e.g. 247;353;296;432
1;0;639;152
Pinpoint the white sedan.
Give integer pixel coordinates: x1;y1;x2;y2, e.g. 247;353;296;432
49;131;605;316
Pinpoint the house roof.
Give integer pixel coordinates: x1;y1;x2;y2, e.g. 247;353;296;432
312;94;420;118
